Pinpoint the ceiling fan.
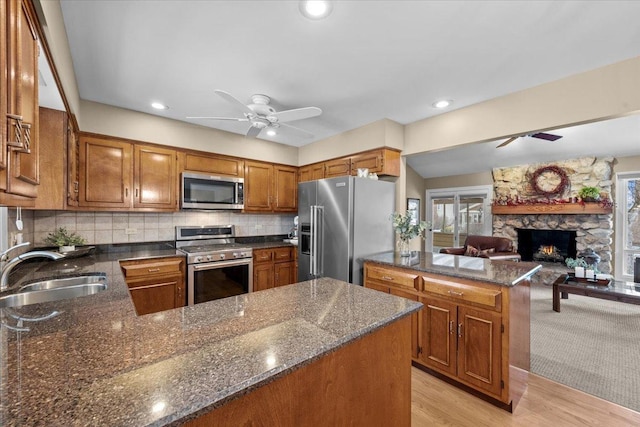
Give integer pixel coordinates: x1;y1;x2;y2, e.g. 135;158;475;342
187;90;322;138
496;132;562;148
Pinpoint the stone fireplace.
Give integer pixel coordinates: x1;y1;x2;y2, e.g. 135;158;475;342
492;157;614;283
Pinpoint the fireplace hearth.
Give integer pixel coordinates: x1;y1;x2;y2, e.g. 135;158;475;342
517;229;577;263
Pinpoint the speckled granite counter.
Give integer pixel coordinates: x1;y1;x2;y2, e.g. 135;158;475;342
0;251;420;426
363;251;541;286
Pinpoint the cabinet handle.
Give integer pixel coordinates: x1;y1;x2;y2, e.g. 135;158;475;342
148;268;160;272
74;181;79;192
449;320;454;334
6;115;31;153
458;323;463;338
135;188;139;198
448;290;464;297
381;276;394;281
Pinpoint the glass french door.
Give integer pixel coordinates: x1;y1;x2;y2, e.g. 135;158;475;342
426;186;493;252
615;173;640;280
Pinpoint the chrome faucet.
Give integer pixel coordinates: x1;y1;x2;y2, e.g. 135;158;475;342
0;244;64;291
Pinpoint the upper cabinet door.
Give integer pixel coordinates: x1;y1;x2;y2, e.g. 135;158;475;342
244;160;273;212
78;135;133;209
134;144;177;210
3;0;39;199
273;165;297;212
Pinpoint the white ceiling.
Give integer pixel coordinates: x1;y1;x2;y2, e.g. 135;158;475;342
57;1;640;175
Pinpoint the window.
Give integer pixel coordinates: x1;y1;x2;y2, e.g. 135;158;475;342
615;172;640;279
426;185;493;252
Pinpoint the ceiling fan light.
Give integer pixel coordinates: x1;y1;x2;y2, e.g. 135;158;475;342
432;99;452;109
151;102;168;110
266;129;276;137
300;1;333;20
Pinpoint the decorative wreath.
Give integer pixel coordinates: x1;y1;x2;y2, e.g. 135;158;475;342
531;165;569;197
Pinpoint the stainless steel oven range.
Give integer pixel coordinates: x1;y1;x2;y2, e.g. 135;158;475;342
176;225;253;305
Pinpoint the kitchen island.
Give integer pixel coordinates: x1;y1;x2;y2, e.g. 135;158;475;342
362;251;541;411
0;250;421;426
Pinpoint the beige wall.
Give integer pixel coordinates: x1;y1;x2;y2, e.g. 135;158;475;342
80;101;298;165
614;155;640;173
424;171;493;190
298;119;404;166
405;56;640;156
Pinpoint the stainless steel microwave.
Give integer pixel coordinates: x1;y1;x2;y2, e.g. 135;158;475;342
181;172;244;210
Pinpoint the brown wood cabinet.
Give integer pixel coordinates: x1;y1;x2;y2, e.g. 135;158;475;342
363;262;530;410
0;0;40;206
120;257;185;315
298;162;324;182
253;246;296;292
183;152;244;177
134;144;178;210
244;161;297;213
299;148;401;182
78;134;178;211
34;108;67;209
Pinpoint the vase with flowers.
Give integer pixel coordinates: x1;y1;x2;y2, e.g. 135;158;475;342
390;211;430;257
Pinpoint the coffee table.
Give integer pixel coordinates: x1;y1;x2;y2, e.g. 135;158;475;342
552;274;640;312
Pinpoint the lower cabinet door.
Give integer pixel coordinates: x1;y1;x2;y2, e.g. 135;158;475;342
253;263;274;291
456;306;502;396
274;261;295;287
420;296;457;377
129;278;181;315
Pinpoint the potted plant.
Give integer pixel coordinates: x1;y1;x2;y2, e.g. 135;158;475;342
565;257;588;278
390;211;430;257
44;227;87;253
578;186;601;202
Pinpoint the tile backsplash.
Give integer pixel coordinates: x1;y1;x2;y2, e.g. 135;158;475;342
6;209;296;248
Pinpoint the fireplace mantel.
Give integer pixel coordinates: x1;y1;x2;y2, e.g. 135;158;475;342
492;202;612;215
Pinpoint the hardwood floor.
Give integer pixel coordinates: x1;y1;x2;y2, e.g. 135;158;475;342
411;367;640;426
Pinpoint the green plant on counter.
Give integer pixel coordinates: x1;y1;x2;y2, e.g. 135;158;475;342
578;186;601;201
564;257;587;269
390;211;430;243
43;227;87;247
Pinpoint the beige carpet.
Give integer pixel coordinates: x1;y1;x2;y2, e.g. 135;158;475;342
530;281;640;412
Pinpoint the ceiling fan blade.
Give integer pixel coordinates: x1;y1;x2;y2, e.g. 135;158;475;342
496;137;518;148
280;122;314;138
246;125;262;138
186;116;249;121
530;132;562;141
270;107;322;123
214;90;254;115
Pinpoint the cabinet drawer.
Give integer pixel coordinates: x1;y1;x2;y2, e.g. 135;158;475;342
253;248;273;263
120;259;183;278
423;277;501;310
274;246;293;261
366;265;421;291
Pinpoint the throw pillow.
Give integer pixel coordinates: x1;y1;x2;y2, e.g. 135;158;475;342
464;245;479;257
479;247;496;257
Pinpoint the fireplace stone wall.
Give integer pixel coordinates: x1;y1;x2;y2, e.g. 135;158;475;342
492;157;614;281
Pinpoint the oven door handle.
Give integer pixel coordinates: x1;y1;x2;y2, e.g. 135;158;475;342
192;259;252;270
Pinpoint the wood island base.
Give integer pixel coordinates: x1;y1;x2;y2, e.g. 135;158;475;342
186;316;412;427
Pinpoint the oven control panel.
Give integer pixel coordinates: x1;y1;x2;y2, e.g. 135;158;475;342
187;248;253;264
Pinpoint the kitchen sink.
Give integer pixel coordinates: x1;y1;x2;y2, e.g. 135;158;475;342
19;274;107;292
0;275;108;308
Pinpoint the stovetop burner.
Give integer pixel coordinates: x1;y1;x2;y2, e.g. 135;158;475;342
175;225;253;264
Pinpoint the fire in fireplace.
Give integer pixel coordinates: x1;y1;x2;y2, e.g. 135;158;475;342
516;229;577;263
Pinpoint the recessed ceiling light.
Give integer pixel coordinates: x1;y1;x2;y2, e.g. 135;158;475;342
300;1;333;20
151;102;168;110
266;129;276;137
432;99;453;109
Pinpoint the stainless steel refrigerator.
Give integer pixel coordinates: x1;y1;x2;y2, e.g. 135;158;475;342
298;176;395;285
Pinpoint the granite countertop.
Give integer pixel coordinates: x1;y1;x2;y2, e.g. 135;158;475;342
363;251;542;286
0;251;420;426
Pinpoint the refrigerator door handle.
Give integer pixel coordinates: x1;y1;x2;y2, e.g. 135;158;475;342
316;206;323;277
310;205;323;278
310;205;316;276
